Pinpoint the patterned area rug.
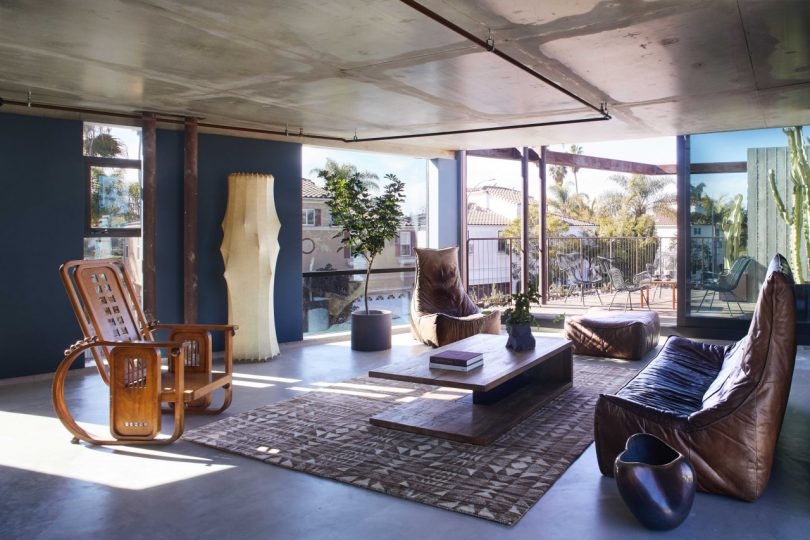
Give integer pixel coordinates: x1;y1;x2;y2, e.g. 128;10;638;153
184;361;637;525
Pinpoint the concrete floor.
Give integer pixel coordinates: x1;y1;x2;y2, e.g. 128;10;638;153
1;333;809;539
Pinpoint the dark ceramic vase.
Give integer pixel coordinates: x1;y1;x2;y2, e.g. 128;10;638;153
615;433;696;530
506;323;535;351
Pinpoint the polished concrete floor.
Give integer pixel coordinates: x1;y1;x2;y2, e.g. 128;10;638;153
1;332;809;539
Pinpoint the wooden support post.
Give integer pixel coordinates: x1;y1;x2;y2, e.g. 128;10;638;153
184;118;199;324
521;147;530;294
539;146;548;304
676;135;690;326
142;113;157;321
457;150;468;289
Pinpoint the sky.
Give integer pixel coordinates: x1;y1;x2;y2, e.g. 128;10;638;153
302;145;428;216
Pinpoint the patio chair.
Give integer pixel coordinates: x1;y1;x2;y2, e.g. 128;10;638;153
603;262;653;311
53;258;237;445
696;256;752;315
558;252;603;306
410;247;500;347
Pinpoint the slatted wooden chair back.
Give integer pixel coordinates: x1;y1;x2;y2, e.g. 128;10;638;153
61;259;152;384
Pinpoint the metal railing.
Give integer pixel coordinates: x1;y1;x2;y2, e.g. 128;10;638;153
466;236;683;306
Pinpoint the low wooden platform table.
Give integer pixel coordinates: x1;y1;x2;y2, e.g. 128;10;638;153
369;333;572;445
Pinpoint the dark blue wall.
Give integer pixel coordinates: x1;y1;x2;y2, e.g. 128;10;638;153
0;113;303;378
155;129;184;325
197;134;303;345
0;114;85;378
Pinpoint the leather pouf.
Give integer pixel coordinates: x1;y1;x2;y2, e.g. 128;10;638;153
564;311;659;360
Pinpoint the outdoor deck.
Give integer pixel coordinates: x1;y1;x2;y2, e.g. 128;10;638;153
530;287;757;328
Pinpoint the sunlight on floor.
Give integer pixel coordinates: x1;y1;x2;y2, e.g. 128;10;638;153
288;387;390;399
231;380;275;389
311;381;414;394
0;411;233;490
232;373;302;383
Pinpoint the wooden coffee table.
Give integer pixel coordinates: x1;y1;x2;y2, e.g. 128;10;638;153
368;333;572;445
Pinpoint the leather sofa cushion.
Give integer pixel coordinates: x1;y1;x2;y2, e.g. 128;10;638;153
616;336;725;418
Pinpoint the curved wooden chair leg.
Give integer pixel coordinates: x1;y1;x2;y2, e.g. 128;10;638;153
182;384;234;415
53;339;184;446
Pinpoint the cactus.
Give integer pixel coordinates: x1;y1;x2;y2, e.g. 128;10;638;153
721;194;744;270
768;126;810;283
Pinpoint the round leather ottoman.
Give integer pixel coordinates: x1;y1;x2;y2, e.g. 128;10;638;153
564;311;660;360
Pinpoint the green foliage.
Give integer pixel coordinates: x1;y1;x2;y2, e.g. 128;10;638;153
319;163;406;312
722;194;745;269
768;126;810;283
595;174;675;237
503;285;540;326
83;125;125;157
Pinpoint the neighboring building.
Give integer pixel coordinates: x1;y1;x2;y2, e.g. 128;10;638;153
653;214;677;239
465;185;598;299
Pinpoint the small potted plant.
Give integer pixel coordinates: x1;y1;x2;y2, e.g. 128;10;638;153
319;166;405;351
503;285;540;351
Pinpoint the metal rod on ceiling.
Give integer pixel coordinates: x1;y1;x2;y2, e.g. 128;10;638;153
397;0;610;119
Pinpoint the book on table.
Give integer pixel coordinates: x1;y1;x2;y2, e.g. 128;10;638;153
429;350;484;370
429;359;483;372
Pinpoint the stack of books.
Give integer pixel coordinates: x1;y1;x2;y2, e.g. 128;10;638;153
429;350;484;372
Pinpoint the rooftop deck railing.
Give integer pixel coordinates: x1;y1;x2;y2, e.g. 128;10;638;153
467;235;686;307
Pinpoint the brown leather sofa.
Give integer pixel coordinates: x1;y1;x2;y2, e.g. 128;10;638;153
410;247;500;347
594;254;797;501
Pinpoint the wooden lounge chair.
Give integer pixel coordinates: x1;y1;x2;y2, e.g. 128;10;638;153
53;258;236;445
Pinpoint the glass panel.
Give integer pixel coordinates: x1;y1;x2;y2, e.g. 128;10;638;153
303;271;414;335
83;122;142;159
301;146;427;335
89;166;141;229
83;237;143;295
688;126;810;319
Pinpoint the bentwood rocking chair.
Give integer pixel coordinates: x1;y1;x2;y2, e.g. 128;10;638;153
53;258;237;445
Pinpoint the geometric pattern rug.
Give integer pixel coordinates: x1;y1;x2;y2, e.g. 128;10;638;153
184;361;638;526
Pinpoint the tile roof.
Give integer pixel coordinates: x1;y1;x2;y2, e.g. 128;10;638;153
467;203;510;226
653;214;677;226
302;178;328;198
470;185;528;205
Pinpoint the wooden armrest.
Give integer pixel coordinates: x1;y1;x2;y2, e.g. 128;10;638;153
99;339;187;349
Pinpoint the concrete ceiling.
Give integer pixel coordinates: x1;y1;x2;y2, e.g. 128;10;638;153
0;0;808;155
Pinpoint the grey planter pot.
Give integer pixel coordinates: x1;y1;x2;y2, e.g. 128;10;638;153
351;310;392;351
615;433;696;530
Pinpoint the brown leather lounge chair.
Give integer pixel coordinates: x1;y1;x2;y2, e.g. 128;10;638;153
410;246;501;347
594;254;797;501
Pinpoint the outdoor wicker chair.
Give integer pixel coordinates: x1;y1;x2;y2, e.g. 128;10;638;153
604;263;653;311
696;256;752;315
558;252;603;306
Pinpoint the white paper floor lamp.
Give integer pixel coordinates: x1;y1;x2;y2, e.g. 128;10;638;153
221;173;281;361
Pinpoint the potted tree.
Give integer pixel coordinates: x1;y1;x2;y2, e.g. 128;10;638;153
319;166;405;351
503;285;540;351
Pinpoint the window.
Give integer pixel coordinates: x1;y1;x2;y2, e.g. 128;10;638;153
301;146;427;335
497;238;508;253
398;230;413;257
693;227;701;236
83;123;142;237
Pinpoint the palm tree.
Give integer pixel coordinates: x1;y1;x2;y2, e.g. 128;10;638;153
607;174;676;219
548;182;592;221
569;144;583;194
549;164;567;186
83;125;125;157
313;158;380;192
